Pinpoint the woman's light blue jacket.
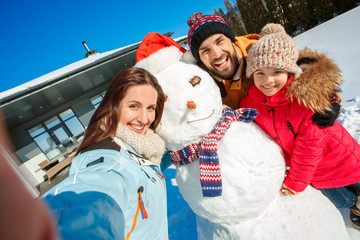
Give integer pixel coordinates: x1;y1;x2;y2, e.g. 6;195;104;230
42;138;168;240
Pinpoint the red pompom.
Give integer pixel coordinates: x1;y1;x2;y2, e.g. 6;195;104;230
187;12;204;27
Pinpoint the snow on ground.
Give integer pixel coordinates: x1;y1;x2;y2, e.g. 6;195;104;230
165;6;360;239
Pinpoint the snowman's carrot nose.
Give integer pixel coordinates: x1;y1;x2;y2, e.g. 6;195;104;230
187;101;197;109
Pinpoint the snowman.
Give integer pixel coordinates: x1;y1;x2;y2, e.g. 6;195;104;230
135;32;351;239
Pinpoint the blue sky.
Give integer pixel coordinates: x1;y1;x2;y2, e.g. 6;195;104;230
0;0;225;93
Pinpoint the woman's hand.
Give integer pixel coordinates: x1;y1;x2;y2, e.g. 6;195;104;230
280;183;298;196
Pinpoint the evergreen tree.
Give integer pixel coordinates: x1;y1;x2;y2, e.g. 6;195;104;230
215;8;227;21
224;0;247;35
303;1;320;29
263;0;284;26
293;0;310;32
250;0;269;33
219;0;359;37
236;0;258;33
281;0;309;34
313;0;335;23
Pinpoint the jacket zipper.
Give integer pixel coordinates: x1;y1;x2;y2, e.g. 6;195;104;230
155;172;166;189
125;186;148;240
138;186;148;219
287;121;296;136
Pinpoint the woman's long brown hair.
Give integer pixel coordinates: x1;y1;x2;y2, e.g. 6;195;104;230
76;67;165;155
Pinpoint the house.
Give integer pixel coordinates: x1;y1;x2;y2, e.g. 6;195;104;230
0;34;187;193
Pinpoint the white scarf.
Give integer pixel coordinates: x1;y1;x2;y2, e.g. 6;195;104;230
114;124;165;165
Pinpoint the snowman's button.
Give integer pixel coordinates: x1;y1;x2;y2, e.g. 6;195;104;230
189;76;201;86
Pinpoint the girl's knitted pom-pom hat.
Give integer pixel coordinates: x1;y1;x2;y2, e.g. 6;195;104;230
246;23;302;78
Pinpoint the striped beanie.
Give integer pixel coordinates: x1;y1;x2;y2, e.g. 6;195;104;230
246;23;302;78
187;12;235;63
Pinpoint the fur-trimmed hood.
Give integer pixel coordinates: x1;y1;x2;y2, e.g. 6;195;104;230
287;48;343;114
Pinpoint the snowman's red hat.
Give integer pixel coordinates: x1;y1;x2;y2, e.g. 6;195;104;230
135;32;187;75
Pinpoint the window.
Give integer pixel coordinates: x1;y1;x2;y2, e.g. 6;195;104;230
28;108;85;161
90;90;106;109
29;124;62;161
60;109;85;140
44;116;61;129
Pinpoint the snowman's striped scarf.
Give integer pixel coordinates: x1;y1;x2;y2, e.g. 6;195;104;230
169;105;258;197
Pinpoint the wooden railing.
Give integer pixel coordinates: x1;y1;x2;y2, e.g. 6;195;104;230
36;144;79;180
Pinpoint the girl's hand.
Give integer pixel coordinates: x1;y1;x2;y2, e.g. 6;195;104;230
280;183;298;196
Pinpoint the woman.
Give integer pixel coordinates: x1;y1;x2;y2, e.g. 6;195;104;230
42;67;168;239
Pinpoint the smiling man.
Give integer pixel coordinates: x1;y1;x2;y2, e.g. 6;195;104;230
186;12;341;127
187;12;259;110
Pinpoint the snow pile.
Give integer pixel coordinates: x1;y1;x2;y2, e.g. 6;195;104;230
294;7;360;103
339;97;360;143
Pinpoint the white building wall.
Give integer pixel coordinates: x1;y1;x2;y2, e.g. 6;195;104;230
16;143;47;186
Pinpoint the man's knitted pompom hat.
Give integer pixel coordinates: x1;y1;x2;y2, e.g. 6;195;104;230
187;12;235;64
246;23;302;78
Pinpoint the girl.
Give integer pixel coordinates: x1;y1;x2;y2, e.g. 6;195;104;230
240;23;360;229
42;67;168;239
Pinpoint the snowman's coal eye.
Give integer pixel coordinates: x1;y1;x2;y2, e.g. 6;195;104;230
189;76;201;87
